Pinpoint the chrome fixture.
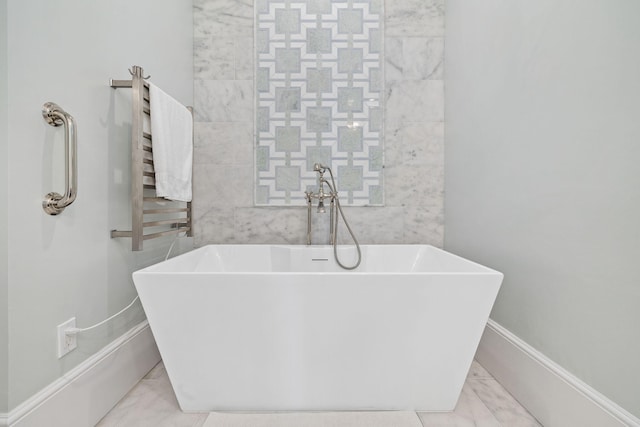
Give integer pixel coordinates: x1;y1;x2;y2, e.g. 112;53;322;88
42;102;77;215
109;66;193;251
305;163;336;243
305;163;361;270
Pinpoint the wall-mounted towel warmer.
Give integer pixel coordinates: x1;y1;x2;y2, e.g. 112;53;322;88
110;66;193;251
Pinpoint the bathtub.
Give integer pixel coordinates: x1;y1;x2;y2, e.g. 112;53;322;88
133;244;503;412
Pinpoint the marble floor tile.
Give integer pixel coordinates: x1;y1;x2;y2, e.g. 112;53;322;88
418;384;501;427
467;379;542;426
467;359;494;380
98;360;543;427
96;364;208;427
142;360;166;380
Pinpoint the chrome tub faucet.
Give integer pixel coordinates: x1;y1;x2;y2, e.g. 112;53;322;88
305;163;336;245
304;163;361;270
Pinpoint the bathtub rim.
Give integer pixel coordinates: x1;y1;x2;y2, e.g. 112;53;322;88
134;244;504;276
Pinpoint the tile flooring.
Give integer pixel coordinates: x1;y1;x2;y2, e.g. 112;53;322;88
96;360;542;426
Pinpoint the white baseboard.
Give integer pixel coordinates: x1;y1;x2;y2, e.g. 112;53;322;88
0;320;160;427
476;319;640;427
4;318;637;426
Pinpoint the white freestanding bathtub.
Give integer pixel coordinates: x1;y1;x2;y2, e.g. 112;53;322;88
133;244;503;412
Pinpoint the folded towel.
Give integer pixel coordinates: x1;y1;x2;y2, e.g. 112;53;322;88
148;82;193;202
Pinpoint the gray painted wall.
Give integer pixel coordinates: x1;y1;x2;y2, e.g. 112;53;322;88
5;0;192;410
193;0;445;247
0;0;8;415
445;0;640;418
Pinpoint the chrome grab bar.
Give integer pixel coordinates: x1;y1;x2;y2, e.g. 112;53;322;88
42;102;77;215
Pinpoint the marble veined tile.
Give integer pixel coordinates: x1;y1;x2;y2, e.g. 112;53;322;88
418;383;501;427
385;37;444;82
194;80;253;122
193;122;253;166
385;0;444;37
194;37;235;80
467;379;543;427
385;163;443;208
386;80;444;123
403;205;443;246
193;164;253;211
193;206;236;246
403;37;444;80
194;0;253;38
96;365;208;427
143;361;166;380
234;207;308;244
336;207;405;244
235;37;254;80
385;37;404;82
467;360;494;380
385;121;444;167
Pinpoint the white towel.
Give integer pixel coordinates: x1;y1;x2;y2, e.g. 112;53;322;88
149;82;193;202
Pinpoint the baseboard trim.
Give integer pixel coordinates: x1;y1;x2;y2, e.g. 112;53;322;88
4;318;637;426
476;319;640;427
0;320;160;427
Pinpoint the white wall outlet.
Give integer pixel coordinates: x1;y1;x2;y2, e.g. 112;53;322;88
57;317;77;358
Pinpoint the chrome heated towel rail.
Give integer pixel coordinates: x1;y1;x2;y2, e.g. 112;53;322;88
110;65;193;251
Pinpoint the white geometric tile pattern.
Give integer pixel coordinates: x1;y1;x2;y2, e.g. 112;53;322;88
256;0;384;206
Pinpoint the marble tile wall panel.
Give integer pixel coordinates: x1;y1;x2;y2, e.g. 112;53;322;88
194;80;253;122
255;0;384;206
193;0;445;247
386;80;444;123
385;0;444;37
194;0;253;38
194;122;253;166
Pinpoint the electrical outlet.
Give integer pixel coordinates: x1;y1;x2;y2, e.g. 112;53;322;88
57;317;77;358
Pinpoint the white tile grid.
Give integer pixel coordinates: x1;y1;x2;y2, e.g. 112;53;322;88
256;0;383;206
96;360;542;427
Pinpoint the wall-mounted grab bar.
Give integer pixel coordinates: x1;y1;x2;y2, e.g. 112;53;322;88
42;102;77;215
